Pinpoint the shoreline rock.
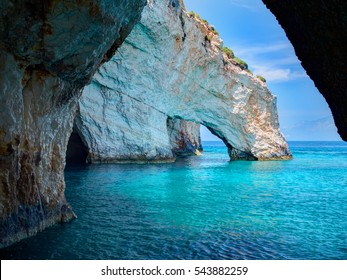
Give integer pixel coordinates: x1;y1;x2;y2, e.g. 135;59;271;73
0;0;146;248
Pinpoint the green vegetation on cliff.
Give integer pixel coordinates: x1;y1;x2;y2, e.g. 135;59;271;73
188;11;219;36
256;75;266;83
221;46;235;59
234;57;248;70
188;11;251;73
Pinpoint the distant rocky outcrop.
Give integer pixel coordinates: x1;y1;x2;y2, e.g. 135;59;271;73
0;0;146;248
77;0;291;162
262;0;347;141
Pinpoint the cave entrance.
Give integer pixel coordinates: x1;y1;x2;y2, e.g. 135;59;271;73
66;128;89;165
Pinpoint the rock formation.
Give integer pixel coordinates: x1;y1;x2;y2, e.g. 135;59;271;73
77;0;291;162
262;0;347;141
74;86;175;163
167;118;203;156
0;0;295;248
73;82;202;163
0;0;146;248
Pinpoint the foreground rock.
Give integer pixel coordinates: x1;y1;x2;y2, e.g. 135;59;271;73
0;0;146;248
262;0;347;141
78;0;291;162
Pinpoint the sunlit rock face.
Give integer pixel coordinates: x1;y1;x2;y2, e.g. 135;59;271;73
75;84;175;163
75;84;202;162
262;0;347;141
0;0;146;248
79;0;291;162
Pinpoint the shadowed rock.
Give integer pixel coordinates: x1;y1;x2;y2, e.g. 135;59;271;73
262;0;347;141
0;0;146;248
168;118;203;157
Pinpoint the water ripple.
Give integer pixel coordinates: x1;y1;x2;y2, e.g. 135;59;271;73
1;141;347;259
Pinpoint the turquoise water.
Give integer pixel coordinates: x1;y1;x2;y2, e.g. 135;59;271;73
1;141;347;259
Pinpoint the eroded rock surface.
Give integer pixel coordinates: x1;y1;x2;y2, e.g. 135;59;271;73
75;84;174;163
167;118;202;156
74;83;202;162
79;0;291;162
0;0;146;248
262;0;347;141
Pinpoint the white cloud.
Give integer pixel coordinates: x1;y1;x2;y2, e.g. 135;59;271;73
282;116;341;141
235;42;291;56
251;64;308;82
255;68;290;82
229;41;307;82
229;0;259;11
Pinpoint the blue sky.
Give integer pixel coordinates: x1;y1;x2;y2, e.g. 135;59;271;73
184;0;341;141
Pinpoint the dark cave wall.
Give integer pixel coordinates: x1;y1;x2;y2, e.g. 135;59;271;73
66;129;89;165
262;0;347;140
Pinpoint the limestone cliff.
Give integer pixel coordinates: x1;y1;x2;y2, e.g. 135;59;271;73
74;82;202;163
0;0;146;248
262;0;347;141
78;0;291;162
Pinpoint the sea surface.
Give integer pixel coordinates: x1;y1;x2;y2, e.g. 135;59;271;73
1;141;347;260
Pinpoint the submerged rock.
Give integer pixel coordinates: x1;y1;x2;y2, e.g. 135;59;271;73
0;0;146;248
78;0;291;161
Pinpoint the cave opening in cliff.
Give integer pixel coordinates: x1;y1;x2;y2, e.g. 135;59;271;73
66;128;89;165
201;125;240;160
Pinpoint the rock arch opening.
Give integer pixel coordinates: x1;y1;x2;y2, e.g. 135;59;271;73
75;0;292;163
203;124;257;161
66;127;89;165
167;117;241;160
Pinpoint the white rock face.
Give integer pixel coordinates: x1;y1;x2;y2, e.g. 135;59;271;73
79;0;291;161
75;82;202;162
75;83;174;163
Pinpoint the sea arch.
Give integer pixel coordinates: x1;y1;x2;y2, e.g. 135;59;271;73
74;0;291;162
